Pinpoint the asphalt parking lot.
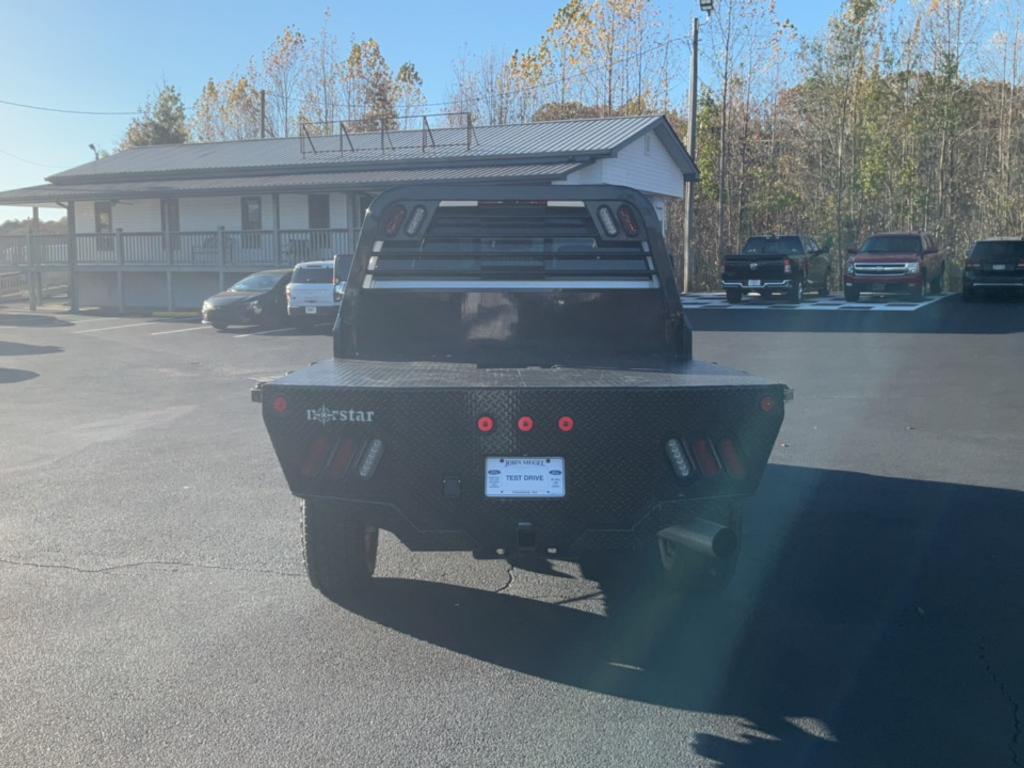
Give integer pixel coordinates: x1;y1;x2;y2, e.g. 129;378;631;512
2;295;1023;767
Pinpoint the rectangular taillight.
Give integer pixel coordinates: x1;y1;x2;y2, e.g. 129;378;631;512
690;438;721;478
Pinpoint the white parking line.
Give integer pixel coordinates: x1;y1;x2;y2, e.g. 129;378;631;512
150;325;208;336
233;328;292;338
73;321;157;334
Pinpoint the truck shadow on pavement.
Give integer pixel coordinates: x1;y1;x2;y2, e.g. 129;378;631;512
0;340;63;356
686;295;1024;335
345;465;1024;767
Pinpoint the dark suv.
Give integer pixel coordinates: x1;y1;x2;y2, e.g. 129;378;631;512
962;238;1024;301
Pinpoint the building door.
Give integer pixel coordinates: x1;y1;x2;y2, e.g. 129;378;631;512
308;194;330;257
160;198;180;253
95;201;113;251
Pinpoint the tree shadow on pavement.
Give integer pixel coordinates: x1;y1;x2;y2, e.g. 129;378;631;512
0;341;63;356
0;312;72;328
0;368;38;383
341;465;1024;767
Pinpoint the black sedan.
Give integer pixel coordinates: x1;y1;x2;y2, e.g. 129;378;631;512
201;269;291;330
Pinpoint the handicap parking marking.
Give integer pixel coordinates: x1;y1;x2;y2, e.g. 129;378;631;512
682;293;953;312
72;321;158;334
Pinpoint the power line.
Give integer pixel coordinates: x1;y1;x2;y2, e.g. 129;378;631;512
0;148;62;168
0;98;140;116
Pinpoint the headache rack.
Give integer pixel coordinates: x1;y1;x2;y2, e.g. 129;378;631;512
362;201;659;289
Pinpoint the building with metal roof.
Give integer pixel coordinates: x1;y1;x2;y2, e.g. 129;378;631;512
0;114;694;311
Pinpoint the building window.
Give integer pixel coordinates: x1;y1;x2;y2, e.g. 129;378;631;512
241;197;262;230
241;197;262;249
351;193;374;230
308;194;330;230
95;201;113;251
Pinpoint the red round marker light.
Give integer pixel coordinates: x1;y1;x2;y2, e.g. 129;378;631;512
477;416;494;433
760;395;777;413
272;395;289;414
558;416;574;432
517;416;534;432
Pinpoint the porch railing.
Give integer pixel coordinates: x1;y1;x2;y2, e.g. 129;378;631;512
0;228;355;269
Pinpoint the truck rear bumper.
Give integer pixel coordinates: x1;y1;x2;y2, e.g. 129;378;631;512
722;279;793;291
260;358;785;556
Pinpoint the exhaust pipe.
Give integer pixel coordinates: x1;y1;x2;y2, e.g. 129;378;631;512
658;518;738;560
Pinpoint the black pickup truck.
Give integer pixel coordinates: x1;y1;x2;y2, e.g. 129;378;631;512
722;235;831;303
255;184;788;605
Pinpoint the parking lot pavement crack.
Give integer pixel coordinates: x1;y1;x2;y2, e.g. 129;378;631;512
0;557;302;579
978;637;1023;767
495;564;515;594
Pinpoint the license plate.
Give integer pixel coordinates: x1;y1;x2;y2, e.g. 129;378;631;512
993;264;1007;271
747;279;762;288
485;457;565;498
871;283;886;292
304;306;317;314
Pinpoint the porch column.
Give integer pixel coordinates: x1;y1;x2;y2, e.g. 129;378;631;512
272;193;281;265
30;206;40;310
66;202;78;313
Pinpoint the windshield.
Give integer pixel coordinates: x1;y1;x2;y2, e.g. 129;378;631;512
742;236;803;255
972;241;1024;260
229;273;280;292
292;265;333;283
860;235;921;253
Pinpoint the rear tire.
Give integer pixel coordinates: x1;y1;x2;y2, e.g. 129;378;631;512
302;499;379;605
725;288;742;304
787;280;804;303
844;286;860;303
211;322;228;331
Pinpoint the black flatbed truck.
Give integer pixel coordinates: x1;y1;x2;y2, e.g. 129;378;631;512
255;184;788;604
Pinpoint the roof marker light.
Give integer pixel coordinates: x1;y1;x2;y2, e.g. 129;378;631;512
558;416;574;432
760;395;777;413
405;206;427;236
617;205;640;237
382;205;406;236
517;416;534;432
597;206;619;237
272;395;289;414
477;416;494;433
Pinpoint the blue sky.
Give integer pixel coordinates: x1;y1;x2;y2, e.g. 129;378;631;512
0;0;843;222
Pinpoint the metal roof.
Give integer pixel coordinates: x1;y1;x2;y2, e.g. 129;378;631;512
0;115;695;205
48;115;690;181
0;163;584;205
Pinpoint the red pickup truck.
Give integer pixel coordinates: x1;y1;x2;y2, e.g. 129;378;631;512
844;232;946;302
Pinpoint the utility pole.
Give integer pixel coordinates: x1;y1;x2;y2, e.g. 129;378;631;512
681;16;699;294
260;90;266;139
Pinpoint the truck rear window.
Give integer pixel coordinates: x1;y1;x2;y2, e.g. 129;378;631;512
742;236;802;255
292;265;333;283
365;203;657;289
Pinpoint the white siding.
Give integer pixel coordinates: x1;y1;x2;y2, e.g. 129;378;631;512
73;201;95;234
278;194;308;229
562;130;685;198
179;195;270;231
